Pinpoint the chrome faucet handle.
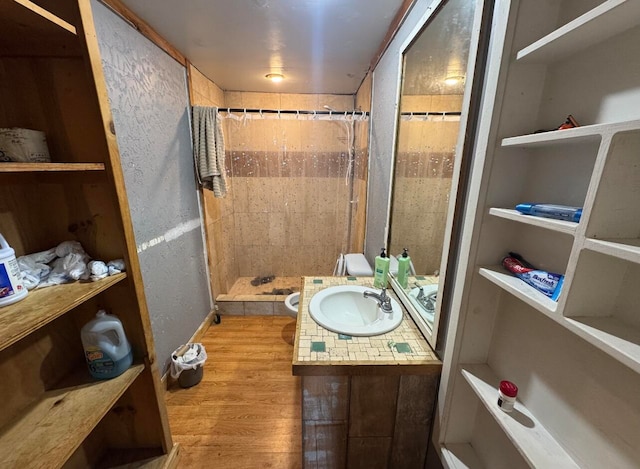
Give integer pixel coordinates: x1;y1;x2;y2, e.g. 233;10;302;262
378;287;393;313
380;287;393;313
363;287;394;313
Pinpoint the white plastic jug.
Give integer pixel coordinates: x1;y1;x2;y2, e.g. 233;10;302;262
81;310;133;379
0;233;28;307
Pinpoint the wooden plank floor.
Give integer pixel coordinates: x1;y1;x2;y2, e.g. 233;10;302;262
165;316;302;468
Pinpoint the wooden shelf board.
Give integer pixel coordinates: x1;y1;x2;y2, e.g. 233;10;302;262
0;363;144;468
460;364;580;469
0;273;127;352
95;444;180;469
0;162;106;172
441;443;484;469
1;0;79;56
564;316;640;375
6;0;76;34
502;119;640;148
584;238;640;265
517;0;640;63
479;267;558;315
489;208;578;235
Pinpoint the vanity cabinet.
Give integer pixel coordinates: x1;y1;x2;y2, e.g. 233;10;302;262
293;277;441;468
438;0;640;467
0;1;177;467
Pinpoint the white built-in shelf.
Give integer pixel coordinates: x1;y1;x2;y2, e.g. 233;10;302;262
584;238;640;265
502;126;601;148
460;364;580;469
502;119;640;148
441;443;484;469
0;162;106;172
517;0;640;63
479;267;558;315
489;208;578;235
564;316;640;375
0;363;144;468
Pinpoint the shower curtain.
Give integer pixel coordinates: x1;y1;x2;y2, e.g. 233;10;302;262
218;111;368;278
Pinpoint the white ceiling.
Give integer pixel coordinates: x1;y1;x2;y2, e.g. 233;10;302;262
118;0;406;95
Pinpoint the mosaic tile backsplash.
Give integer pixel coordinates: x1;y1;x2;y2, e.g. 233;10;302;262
294;277;439;364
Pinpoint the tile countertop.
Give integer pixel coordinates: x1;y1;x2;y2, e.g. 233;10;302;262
292;276;442;376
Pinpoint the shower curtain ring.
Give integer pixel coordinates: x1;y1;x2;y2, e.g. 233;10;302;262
243;108;247;119
259;109;263;118
296;110;300;119
277;109;281;119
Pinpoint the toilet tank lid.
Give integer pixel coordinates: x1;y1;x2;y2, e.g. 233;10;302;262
344;253;373;276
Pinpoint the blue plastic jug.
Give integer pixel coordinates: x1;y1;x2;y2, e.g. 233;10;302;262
81;310;133;379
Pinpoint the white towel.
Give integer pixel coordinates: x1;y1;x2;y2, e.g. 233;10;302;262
192;106;227;197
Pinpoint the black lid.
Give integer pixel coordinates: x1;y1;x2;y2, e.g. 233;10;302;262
380;248;387;258
402;248;409;258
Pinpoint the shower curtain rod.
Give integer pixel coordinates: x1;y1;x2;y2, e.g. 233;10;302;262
399;111;461;116
217;107;369;117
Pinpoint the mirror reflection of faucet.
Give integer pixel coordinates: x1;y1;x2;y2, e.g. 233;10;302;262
409;282;438;322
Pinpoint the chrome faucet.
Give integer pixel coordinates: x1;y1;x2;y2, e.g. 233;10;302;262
414;282;437;312
363;287;393;313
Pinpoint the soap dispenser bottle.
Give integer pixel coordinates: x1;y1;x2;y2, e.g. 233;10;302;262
373;248;390;288
397;248;411;289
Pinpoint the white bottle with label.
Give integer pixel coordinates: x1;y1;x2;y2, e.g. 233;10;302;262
0;233;28;307
81;310;133;379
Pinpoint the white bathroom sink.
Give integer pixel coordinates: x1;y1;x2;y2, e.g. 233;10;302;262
308;285;403;337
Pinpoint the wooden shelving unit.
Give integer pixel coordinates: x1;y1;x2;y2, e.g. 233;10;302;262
438;0;640;467
0;1;177;467
0;274;126;350
0;364;144;468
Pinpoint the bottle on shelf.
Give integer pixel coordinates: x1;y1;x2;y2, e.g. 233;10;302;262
81;310;133;379
0;233;28;307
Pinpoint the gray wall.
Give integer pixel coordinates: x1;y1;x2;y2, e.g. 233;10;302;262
365;0;440;263
93;1;211;373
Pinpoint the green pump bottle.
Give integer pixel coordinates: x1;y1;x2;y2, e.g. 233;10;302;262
373;248;390;288
397;248;411;289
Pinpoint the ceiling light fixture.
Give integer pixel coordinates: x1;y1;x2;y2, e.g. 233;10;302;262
265;73;284;83
444;75;464;86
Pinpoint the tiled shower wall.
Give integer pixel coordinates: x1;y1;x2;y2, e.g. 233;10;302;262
389;94;462;274
189;69;371;296
224;91;368;279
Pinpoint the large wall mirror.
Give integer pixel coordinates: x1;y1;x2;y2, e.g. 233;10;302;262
388;0;487;351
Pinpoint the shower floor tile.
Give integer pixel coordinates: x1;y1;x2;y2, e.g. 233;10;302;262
218;276;303;302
